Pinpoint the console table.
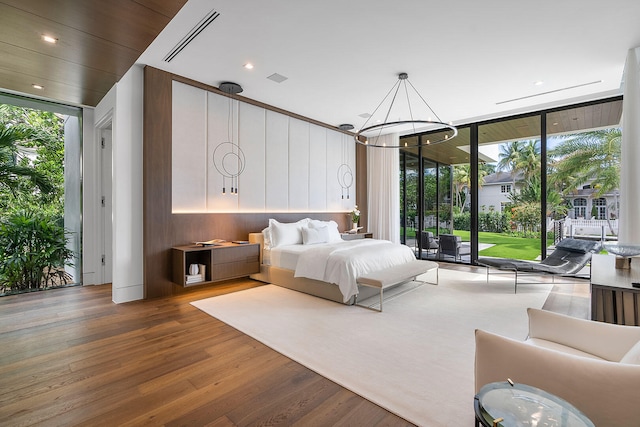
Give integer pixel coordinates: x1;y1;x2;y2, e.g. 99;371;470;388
172;242;260;287
590;253;640;325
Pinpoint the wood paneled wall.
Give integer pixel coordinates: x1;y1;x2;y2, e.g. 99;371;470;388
143;66;362;299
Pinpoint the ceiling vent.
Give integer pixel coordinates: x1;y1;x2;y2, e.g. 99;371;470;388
163;10;220;62
496;80;602;105
267;73;288;83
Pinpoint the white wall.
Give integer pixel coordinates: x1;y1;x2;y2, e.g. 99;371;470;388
92;66;144;303
82;107;98;286
171;81;356;214
478;185;509;211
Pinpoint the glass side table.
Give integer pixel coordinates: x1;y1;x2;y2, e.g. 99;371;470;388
474;381;594;427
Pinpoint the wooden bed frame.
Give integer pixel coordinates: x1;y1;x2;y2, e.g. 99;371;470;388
248;232;379;304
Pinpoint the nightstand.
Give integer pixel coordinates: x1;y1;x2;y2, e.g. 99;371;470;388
171;242;260;287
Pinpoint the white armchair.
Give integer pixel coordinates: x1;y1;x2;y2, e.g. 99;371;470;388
475;308;640;427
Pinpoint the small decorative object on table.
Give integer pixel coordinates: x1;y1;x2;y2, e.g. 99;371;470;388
602;243;640;269
349;205;360;232
194;239;226;246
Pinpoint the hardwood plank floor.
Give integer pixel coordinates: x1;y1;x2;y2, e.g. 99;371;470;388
0;265;588;426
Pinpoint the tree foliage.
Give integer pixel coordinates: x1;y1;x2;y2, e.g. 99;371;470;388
0;104;70;294
549;129;621;197
0;104;65;214
0;209;73;293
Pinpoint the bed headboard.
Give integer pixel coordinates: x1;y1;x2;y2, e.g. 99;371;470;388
249;232;265;264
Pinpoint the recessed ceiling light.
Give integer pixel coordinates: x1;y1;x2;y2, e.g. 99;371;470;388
42;35;57;44
32;84;44;90
534;81;544;86
243;63;254;69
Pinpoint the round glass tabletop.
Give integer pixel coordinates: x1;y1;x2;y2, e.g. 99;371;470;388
602;243;640;257
474;381;594;427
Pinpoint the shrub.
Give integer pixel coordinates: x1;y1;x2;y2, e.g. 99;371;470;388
0;209;73;293
453;212;470;230
478;211;509;233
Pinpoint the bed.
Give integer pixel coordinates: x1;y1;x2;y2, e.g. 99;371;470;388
248;218;417;304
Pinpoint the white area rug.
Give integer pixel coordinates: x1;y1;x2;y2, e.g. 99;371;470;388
191;269;551;426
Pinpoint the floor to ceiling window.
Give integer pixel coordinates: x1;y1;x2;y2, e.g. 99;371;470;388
399;138;419;248
546;99;622;245
478;115;542;261
399;127;473;263
399;96;622;264
0;93;82;296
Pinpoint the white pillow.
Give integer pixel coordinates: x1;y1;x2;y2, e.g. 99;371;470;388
620;340;640;365
301;226;330;245
308;219;342;242
268;218;309;248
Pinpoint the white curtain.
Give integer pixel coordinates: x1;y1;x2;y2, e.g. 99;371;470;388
367;134;400;243
619;47;640;244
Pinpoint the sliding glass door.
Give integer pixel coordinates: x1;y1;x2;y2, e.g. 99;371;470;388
398;96;622;265
477;116;542;261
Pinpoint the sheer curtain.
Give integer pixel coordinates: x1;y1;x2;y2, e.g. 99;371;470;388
367;133;400;243
620;46;640;244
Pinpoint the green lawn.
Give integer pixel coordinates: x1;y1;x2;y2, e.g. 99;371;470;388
454;230;541;260
405;228;542;260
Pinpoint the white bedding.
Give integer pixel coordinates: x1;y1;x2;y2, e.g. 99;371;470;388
265;244;311;270
292;239;416;302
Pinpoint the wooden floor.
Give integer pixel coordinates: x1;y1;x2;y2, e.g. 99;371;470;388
0;265;590;426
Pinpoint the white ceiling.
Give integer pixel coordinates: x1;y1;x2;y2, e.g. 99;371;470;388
138;0;640;134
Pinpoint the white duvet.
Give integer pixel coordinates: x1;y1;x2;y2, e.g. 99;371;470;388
293;239;416;302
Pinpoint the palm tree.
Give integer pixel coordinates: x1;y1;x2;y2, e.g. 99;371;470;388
452;164;488;212
549;129;620;196
516;140;540;181
497;141;523;188
0;125;53;196
549;128;621;233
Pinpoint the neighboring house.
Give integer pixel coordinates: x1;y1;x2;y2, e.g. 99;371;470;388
477;171;524;212
478;172;619;220
565;184;619;220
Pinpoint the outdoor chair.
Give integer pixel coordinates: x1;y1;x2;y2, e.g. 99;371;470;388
437;234;471;261
420;231;439;256
477;238;601;292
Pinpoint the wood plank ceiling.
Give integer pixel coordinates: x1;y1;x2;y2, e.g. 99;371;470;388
403;99;622;165
0;0;188;107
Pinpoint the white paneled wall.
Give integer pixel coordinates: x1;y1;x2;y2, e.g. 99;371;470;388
288;118;310;211
309;125;327;211
172;82;207;211
265;110;289;211
172;82;355;213
207;90;239;211
238;102;266;210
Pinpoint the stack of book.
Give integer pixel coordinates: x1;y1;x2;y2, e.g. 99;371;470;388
185;264;206;284
185;274;203;284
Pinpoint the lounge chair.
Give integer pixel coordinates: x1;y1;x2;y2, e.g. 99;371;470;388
477;238;601;292
437;234;471;261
